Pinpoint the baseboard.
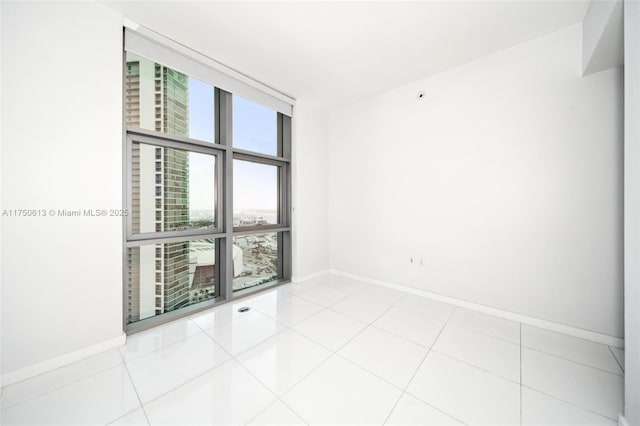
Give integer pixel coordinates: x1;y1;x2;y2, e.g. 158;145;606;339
329;269;625;349
292;269;331;283
1;333;126;387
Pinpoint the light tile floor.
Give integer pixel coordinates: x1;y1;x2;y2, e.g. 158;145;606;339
1;275;624;425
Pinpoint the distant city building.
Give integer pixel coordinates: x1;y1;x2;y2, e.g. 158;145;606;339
126;54;191;322
125;55;274;323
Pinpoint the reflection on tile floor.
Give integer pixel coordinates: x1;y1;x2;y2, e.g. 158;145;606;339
1;274;624;425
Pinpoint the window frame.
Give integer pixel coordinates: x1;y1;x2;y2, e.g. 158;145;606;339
232;154;289;233
126;130;225;242
122;39;293;334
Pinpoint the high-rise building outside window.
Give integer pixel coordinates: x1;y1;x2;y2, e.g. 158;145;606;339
123;31;292;332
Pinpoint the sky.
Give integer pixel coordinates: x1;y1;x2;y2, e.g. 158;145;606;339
232;95;278;213
126;52;278;216
187;77;278;214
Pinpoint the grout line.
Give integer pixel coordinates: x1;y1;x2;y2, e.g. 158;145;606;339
608;346;625;373
334;352;407;392
442;322;520;347
401;391;470;426
105;407;148;426
193;309;292;359
192;288;382;422
242;398;309;426
326;295;396;329
444;320;521;346
277;318;378;393
238;346;335;425
124;276;618;426
386;308;467;426
133;280;422;412
232;359;303;426
0;353;125;412
296;291;353;310
274;400;310;426
368;324;433;350
521;346;624;377
231;288;377;424
369;303;396;325
520;384;620;422
122;328;204;364
520;322;624;348
431;350;521;385
137;358;236;408
119;350;152;426
381;391;405;425
258;303;400;419
275;351;336;395
226;325;291;359
381;344;431;426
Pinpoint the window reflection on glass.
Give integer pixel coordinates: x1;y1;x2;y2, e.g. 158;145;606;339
232;95;277;156
233;159;278;227
232;232;278;292
127;239;216;324
132;142;216;233
125;52;214;143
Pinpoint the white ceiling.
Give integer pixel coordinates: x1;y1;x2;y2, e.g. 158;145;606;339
104;1;590;108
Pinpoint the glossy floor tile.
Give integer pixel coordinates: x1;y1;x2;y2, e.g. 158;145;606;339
321;275;369;293
447;307;520;344
120;318;202;362
143;360;274;425
521;347;624;419
330;292;394;323
246;400;307;425
521;387;617;426
351;284;406;304
107;409;150;426
1;365;140;426
281;355;402;425
522;325;623;375
189;300;270;330
240;286;294;309
407;351;521;425
338;327;428;388
1;349;123;410
286;280;324;295
394;294;455;322
433;324;520;382
0;274;626;426
373;306;445;348
292;308;368;351
295;284;351;307
204;310;286;355
385;393;464;426
236;329;332;395
126;333;231;403
257;296;324;327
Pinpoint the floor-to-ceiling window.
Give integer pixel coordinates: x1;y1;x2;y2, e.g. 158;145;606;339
123;28;292;332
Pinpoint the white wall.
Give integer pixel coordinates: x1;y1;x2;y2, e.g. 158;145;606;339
582;0;623;76
1;2;124;376
292;100;330;280
624;0;640;422
329;24;624;338
0;1;332;379
0;0;4;392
